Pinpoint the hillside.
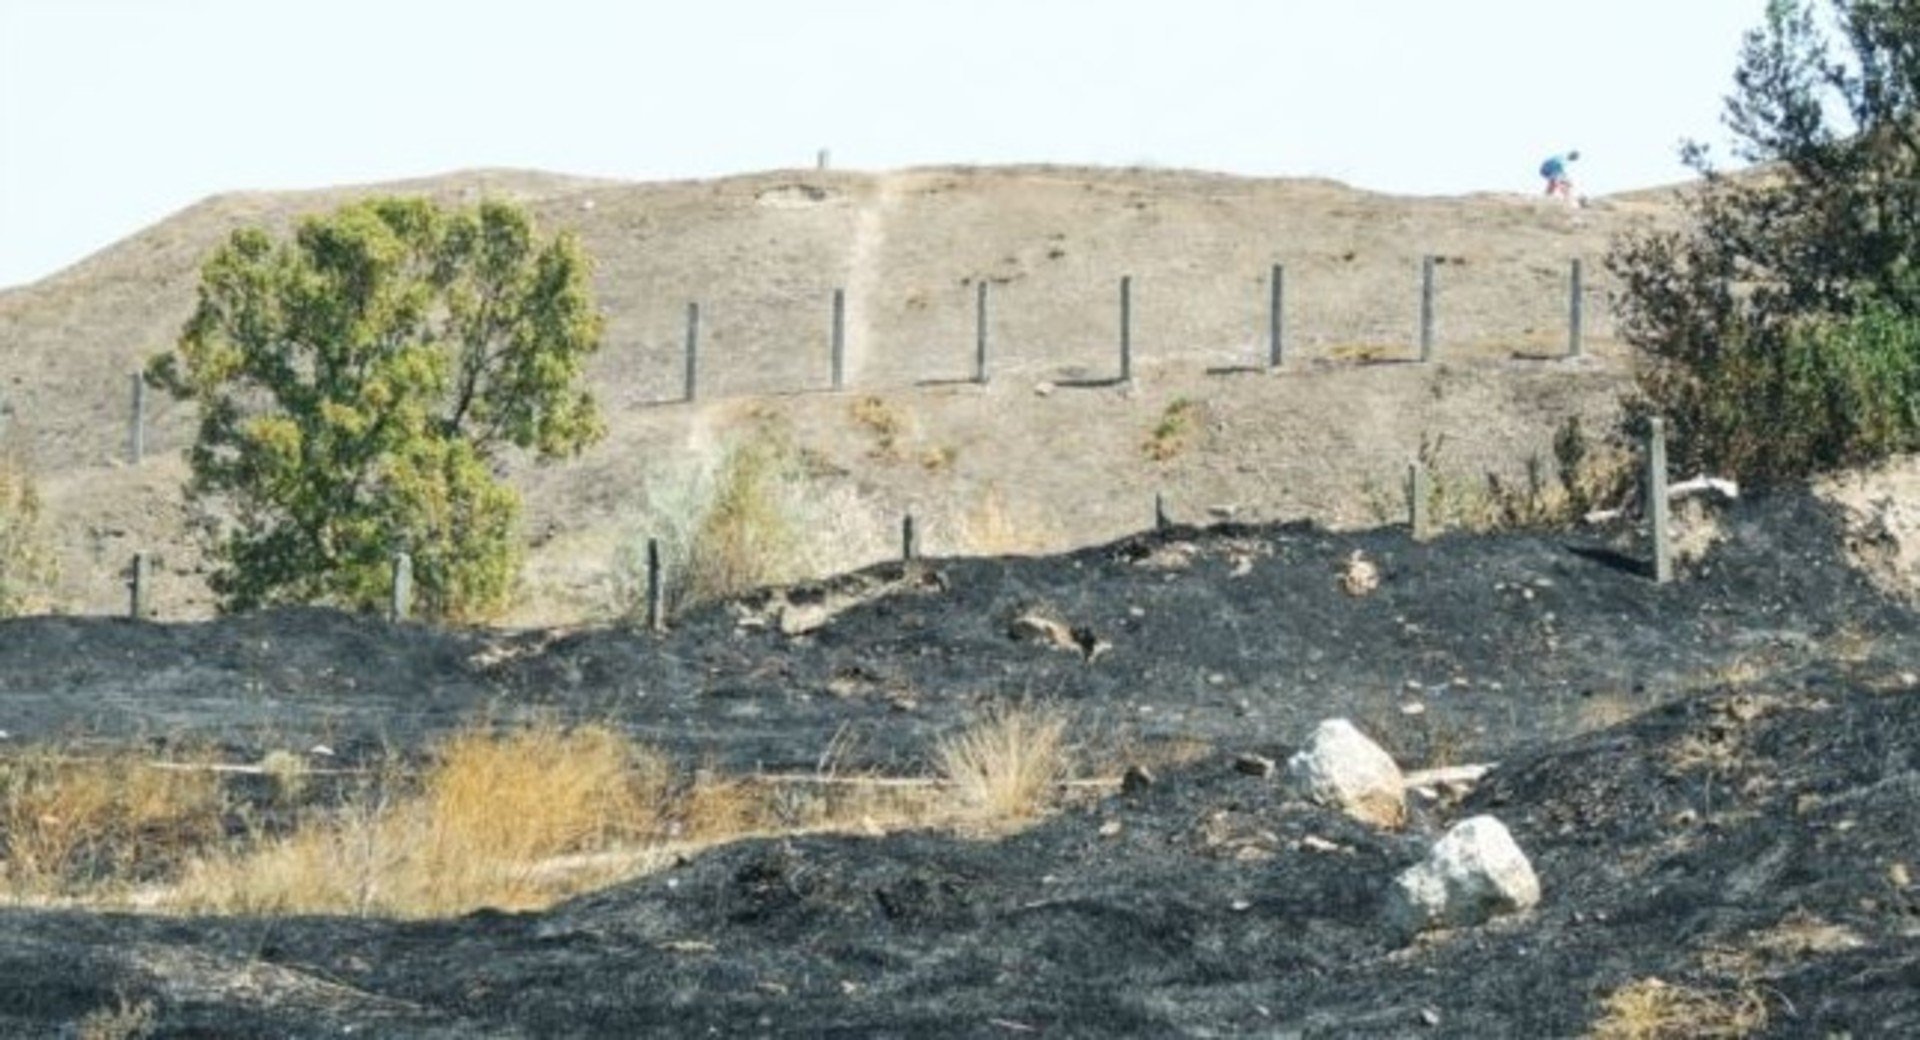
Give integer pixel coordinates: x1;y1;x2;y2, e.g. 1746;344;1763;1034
0;165;1680;623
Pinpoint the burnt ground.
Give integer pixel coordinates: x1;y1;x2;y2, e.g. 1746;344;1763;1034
2;492;1920;1036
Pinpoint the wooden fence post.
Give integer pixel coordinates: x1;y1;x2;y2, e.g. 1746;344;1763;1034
129;552;148;620
902;513;917;562
1154;491;1170;531
1419;255;1436;362
129;372;145;464
390;552;413;622
684;301;700;402
1568;258;1585;359
1648;418;1672;584
1409;463;1430;541
975;281;990;384
831;288;846;390
1268;263;1286;368
646;537;663;631
1119;275;1133;382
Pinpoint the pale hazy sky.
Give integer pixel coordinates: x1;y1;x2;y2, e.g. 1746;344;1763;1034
1;0;1764;289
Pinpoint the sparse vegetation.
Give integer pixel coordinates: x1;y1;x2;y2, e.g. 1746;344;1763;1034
851;395;909;457
1366;423;1634;534
1142;397;1200;461
77;994;156;1040
1590;976;1768;1039
146;196;606;620
0;447;56;617
615;429;889;619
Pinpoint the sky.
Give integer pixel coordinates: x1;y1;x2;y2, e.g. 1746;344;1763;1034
0;0;1766;289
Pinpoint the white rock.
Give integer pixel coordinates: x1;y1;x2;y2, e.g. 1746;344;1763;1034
1385;815;1540;939
1286;719;1406;828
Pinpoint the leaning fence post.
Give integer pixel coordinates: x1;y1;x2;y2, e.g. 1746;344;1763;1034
1268;263;1286;368
1419;255;1436;362
974;281;990;384
128;552;148;620
1567;258;1585;359
684;301;700;402
646;537;663;631
390;552;413;622
1119;275;1134;382
129;372;146;464
1409;463;1430;541
1154;491;1170;531
831;288;846;391
902;513;917;562
1648;418;1672;584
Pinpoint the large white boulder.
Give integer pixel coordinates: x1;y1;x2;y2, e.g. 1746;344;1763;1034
1386;815;1541;939
1285;719;1406;829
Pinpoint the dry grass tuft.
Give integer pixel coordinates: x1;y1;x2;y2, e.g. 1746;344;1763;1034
0;446;58;617
0;750;224;896
173;723;667;918
1590;976;1768;1039
951;484;1057;557
1142;397;1201;461
77;993;156;1040
936;704;1072;824
850;395;910;457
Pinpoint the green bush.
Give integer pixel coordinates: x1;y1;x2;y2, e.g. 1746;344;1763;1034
148;197;604;620
1610;0;1920;483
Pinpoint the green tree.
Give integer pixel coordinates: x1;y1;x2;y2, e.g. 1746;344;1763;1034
1609;0;1920;482
149;196;605;619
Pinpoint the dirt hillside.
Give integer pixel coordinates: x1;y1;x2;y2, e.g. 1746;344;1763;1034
0;166;1681;622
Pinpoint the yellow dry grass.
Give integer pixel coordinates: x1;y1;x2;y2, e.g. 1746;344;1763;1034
1589;977;1768;1040
935;704;1072;826
172;723;663;918
5;708;1085;919
0;750;224;897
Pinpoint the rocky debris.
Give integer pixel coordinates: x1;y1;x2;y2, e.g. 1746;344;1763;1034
1121;764;1157;795
1340;550;1380;597
1286;719;1407;829
1234;753;1276;778
1384;815;1540;940
1007;609;1109;662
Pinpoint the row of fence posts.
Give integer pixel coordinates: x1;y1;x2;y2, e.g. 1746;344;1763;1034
116;419;1676;624
115;259;1592;459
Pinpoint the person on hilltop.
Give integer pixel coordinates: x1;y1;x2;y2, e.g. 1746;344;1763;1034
1540;150;1580;200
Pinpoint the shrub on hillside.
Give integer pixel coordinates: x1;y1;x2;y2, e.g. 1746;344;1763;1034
614;430;887;619
147;196;605;619
1610;0;1920;483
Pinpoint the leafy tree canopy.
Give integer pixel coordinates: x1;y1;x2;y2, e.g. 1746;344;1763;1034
1610;0;1920;481
150;196;605;618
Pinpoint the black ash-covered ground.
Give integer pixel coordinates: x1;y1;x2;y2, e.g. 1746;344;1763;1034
2;492;1917;1036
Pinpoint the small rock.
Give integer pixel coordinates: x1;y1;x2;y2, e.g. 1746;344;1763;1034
1122;764;1157;795
1230;898;1252;912
1340;550;1380;597
1401;702;1427;716
1420;1008;1442;1028
1385;815;1541;940
1033;381;1056;397
1300;834;1346;854
1098;820;1123;838
1286;719;1406;829
1234;753;1276;778
1891;861;1912;888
